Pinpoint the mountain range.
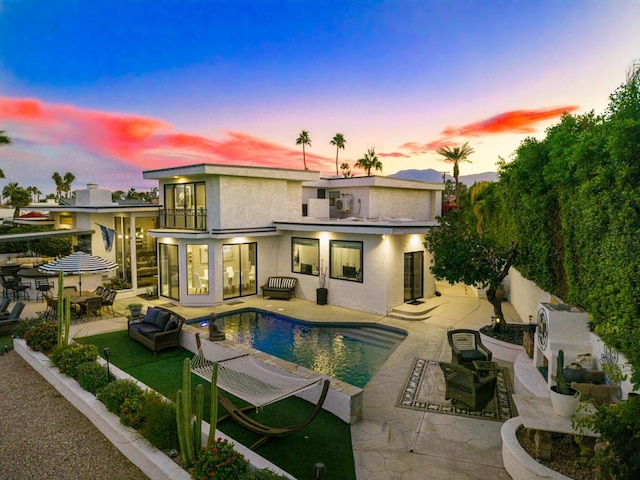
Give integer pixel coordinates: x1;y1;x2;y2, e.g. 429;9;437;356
389;169;497;185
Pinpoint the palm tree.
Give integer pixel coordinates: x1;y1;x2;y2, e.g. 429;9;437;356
436;142;474;203
330;133;346;175
2;182;30;218
52;172;64;200
0;130;10;147
296;130;311;170
62;172;76;198
27;186;42;202
355;148;383;176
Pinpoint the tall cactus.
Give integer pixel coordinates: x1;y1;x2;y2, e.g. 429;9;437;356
176;358;204;466
555;349;570;395
208;362;219;444
56;271;71;347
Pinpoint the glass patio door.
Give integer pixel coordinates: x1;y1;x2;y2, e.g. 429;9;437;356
223;242;257;299
403;251;424;302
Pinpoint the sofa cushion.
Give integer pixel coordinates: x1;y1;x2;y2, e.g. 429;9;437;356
142;307;160;325
164;318;179;332
154;310;171;330
460;350;488;362
137;324;162;336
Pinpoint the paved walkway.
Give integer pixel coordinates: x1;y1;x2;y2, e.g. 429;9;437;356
18;283;520;479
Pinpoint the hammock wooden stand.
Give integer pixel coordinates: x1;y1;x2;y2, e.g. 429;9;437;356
191;333;331;450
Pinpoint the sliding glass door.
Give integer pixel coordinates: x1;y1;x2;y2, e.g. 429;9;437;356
222;242;257;299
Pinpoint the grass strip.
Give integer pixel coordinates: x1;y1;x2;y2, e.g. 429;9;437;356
78;330;355;480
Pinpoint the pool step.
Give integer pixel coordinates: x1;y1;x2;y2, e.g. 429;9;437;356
336;327;406;349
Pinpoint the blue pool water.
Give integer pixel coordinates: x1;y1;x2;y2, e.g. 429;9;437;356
190;309;406;388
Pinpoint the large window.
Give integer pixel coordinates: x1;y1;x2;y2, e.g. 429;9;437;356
162;182;207;230
222;242;257;299
135;217;158;288
159;243;179;300
187;244;208;295
330;240;363;282
292;238;319;275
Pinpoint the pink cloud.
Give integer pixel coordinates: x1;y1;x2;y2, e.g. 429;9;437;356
397;105;579;157
440;106;579;137
377;151;410;158
0;96;334;173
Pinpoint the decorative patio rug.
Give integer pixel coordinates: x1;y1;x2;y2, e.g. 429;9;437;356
396;358;517;422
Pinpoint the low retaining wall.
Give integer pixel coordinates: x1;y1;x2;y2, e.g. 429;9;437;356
14;339;293;480
480;332;525;363
501;417;571;480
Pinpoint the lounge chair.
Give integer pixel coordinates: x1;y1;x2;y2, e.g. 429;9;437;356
447;329;492;368
0;297;10;314
439;361;497;411
0;302;25;334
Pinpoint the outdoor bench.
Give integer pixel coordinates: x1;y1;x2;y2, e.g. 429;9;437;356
261;276;297;299
127;305;185;353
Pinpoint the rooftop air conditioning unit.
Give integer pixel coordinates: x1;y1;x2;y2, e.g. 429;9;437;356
335;196;352;213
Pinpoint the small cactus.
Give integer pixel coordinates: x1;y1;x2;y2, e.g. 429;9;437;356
555;349;571;395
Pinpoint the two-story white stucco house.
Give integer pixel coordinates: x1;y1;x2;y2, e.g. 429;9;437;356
142;163;444;315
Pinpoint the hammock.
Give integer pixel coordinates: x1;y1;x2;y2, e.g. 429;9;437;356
190;333;330;449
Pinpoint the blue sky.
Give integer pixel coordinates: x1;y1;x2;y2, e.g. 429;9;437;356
1;1;639;194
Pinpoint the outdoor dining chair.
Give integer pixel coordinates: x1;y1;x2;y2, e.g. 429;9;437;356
35;278;55;302
101;289;117;315
79;297;102;320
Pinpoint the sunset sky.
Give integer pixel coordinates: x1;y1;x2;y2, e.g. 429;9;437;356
1;1;639;195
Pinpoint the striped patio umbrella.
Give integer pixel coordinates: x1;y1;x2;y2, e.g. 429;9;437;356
39;251;118;295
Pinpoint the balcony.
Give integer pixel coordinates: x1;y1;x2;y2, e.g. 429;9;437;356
159;208;207;231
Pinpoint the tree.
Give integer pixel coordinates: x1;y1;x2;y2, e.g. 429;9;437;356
62;172;75;197
355;148;383;176
52;172;64;200
330;133;346;175
295;130;311;170
0;130;10;148
436;142;474;204
27;186;42;202
424;209;518;321
2;183;32;219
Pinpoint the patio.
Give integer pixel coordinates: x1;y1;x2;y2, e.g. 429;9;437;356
15;282;518;479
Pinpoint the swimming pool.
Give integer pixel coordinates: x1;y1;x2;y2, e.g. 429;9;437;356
190;308;406;388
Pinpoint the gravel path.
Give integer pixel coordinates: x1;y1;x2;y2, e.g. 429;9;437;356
0;350;149;480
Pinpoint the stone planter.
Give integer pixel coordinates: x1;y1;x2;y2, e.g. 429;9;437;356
549;386;581;418
480;331;525;363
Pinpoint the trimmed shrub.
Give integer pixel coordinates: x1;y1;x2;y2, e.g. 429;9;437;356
24;321;57;353
11;317;46;339
75;361;113;394
120;394;146;429
50;343;99;378
139;392;180;451
190;438;249;479
97;379;144;414
246;469;292;479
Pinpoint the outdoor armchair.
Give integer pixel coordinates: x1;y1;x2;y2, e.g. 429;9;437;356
439;361;497;411
447;329;492;368
0;302;25;334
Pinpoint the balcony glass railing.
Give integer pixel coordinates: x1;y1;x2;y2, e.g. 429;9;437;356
159;208;207;231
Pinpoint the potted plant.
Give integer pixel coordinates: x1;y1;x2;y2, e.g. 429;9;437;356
549;349;581;417
126;302;143;318
316;259;328;305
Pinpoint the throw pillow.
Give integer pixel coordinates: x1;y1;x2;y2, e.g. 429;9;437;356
154;310;171;330
142;307;160;325
164;318;179;332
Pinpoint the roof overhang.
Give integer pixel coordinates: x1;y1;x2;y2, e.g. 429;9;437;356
0;229;94;243
274;220;437;235
147;226;279;240
143;163;319;182
28;205;161;214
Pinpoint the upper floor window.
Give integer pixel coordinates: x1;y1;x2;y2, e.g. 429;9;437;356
292;237;319;275
161;182;207;230
330;240;363;282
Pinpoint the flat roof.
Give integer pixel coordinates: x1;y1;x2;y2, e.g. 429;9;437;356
0;229;94;243
142;163;319;182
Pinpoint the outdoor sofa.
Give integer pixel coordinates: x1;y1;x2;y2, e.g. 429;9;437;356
261;276;297;299
127;305;185;353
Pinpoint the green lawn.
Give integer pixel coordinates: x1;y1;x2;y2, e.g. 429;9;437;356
78;331;356;480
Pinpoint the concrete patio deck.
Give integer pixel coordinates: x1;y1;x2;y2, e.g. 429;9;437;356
18;282;520;479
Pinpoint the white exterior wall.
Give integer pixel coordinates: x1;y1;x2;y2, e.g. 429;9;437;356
509;268;552;323
369;187;434;221
219;177;289;228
